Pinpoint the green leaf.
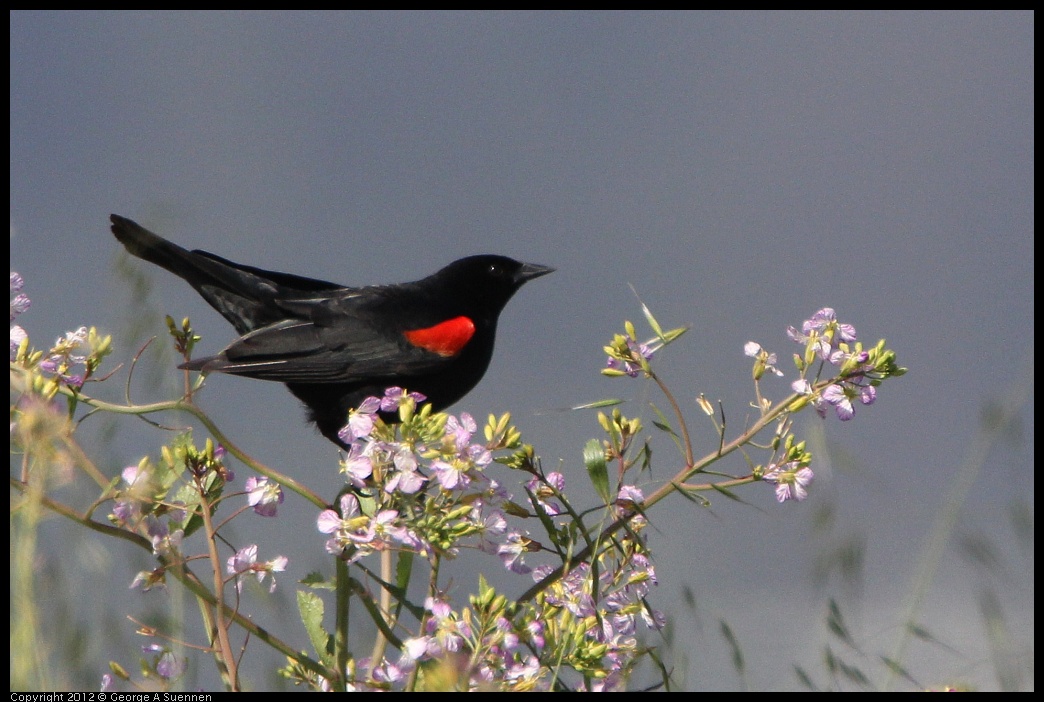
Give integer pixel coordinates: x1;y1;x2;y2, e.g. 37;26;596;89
297;590;333;666
641;301;665;340
837;659;870;686
661;326;688;343
395;551;414;593
709;483;743;502
879;656;917;686
571;398;625;410
583;438;611;504
794;665;817;690
649;402;685;456
349;576;405;648
719;620;745;675
827;598;855;646
526;485;565;555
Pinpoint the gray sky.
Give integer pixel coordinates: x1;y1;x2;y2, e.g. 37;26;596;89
10;11;1033;691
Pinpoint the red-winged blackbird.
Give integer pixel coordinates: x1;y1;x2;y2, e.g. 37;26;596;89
110;214;553;449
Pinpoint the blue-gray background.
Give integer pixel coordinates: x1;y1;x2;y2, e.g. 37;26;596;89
10;11;1033;691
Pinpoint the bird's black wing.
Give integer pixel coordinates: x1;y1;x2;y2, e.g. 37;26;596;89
182;305;451;383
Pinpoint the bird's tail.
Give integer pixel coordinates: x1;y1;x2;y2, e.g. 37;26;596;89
111;214;345;334
111;214;208;282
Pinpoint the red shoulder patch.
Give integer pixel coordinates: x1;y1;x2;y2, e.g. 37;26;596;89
403;316;476;357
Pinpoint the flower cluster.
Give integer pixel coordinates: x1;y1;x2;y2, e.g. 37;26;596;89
112;434;288;600
38;327;92;389
10;272;112;398
787;307;857;363
784;307;902;421
304;390;664;690
319;388;531;573
605;337;654;377
323;531;662;692
736;309;903;502
10;272;30;360
101;644;185;691
528;519;663;690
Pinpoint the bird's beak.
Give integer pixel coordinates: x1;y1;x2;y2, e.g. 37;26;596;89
518;262;555;283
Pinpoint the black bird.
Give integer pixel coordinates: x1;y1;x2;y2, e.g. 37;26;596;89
110;214;553;448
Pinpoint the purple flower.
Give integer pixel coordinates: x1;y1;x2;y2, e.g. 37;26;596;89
804;308;856;342
338;396;382;444
822;383;853;420
424;597;472;655
129;568;167;592
340;441;374;487
111;499;139;526
643;605;667;631
370;509;410;546
525;620;545;651
446;412;477;451
245;476;284;517
788;308;858;363
401;635;433;663
10;325;27;361
744;341;785;378
763;462;814;502
547;565;595;618
497;532;533;574
226;544;287;593
615;484;645;518
474;507;508;554
432;459;468;490
380;387;427;413
382;441;426;493
467;442;493;468
385;461;427;494
141;645;185;680
606;339;654;377
144;516;183;556
438;413;493;485
829;346;870;368
10;294;30;321
822;380;876;421
792;378;829;418
370;657;406;685
156;651;184;680
318;494;420;558
526;472;565;516
33;326;90;387
121;463;147;487
10;272;30;322
504;655;542;686
590;670;627;692
317;493;362;553
10;272;30;360
227;544;259;580
625;551;658;597
389;442;418;472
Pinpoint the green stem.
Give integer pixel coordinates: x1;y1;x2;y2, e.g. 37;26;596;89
9;478;331;680
16;369;330;510
518;384;804;603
